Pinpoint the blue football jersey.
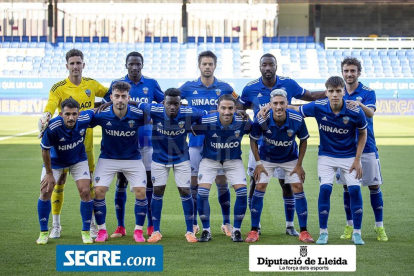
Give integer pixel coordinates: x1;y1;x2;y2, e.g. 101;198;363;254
191;113;252;161
103;75;164;148
90;105;150;160
250;109;309;163
179;77;239;147
138;103;207;165
344;82;377;156
40;110;94;169
300;99;367;158
239;76;305;117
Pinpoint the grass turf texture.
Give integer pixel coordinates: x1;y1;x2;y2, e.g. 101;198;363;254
0;115;413;275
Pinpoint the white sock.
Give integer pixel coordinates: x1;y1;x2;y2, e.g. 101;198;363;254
320;228;328;234
375;222;383;227
286;221;294;227
233;227;240;233
353;229;361;235
97;223;106;230
53;215;61;226
204;227;211;233
347;220;354;226
135;225;143;230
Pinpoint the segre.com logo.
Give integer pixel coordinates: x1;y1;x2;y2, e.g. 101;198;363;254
56;245;163;272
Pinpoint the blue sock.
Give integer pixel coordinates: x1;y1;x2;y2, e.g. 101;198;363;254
134;198;148;227
80;200;93;231
234;187;247;229
251;190;265;228
370;187;383;223
114;185;127;227
318;184;333;229
38;199;51;232
197;187;211;229
217;183;231;224
283;196;295;225
343;189;353;221
181;195;194;233
151;194;163;232
348;185;363;230
146;186;154;227
93;198;106;226
294;192;308;229
191;185;198;226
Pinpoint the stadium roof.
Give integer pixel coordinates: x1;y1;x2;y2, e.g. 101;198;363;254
3;0;414;3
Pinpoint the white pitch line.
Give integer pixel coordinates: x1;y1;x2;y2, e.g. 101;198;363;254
0;130;38;141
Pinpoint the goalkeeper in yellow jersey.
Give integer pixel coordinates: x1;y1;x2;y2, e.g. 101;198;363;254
38;49;108;239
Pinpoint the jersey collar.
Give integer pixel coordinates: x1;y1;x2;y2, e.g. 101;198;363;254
163;107;181;121
269;109;290;129
259;76;279;90
344;82;362;96
326;100;347;116
217;113;237;129
125;74;144;85
197;77;218;88
109;104;132;121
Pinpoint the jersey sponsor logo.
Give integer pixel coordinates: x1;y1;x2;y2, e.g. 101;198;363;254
85;89;91;97
131;97;149;103
319;124;349;134
264;137;293;147
79;129;85;136
143;87;149;94
210;141;240;149
191;98;218;106
128;120;135;128
178;121;185;128
234;130;240;137
58;137;84;150
287;129;294;137
156;127;185;136
105;129;136;137
356;96;362;102
343;116;350;125
215;89;221;96
79;102;92;109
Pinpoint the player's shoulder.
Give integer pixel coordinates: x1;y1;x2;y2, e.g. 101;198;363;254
111;76;127;85
149;103;165;113
201;113;218;124
180;106;194;113
82;77;98;83
360;83;374;93
278;75;294;83
245;78;261;88
47;117;63;131
346;105;362;115
130;105;144;116
315;99;329;106
287;109;304;122
180;79;198;89
50;79;67;92
257;111;271;125
216;79;232;89
142;75;160;85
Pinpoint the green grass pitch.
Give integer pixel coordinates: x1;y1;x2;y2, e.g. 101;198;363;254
0;115;413;275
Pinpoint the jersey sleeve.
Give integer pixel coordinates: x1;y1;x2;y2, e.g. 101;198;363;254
249;118;263;140
44;87;61;114
299;102;315;118
95;80;109;98
102;81;114;103
297;120;310;140
137;102;152;115
364;91;377;111
238;86;252;108
153;82;164;103
40;128;53;150
191;107;208;122
244;119;253;135
289;79;306;100
356;109;368;130
191;117;205;136
178;83;187;99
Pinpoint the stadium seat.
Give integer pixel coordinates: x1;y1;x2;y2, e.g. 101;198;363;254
83;37;91;43
57;36;64;43
288;37;296;43
279;36;288;43
306;36;314;43
101;37;109;43
75;36;82;43
66;37;74;43
22;36;29;43
297;36;305;43
3;36;11;43
30;36;38;43
39;36;47;42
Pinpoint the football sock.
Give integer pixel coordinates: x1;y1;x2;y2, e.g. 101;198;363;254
146;179;154;227
370;187;384;226
284;196;295;226
216;183;231;225
51;184;65;216
251;190;265;228
80;200;93;231
181;195;194;233
294;192;308;230
343;189;353;222
134;198;148;227
114;184;127;227
353;229;361;235
151;194;163;232
233;187;247;229
348;185;363;230
197;187;211;229
38;199;51;232
320;228;328;234
191;185;198;226
93;198;106;226
318;184;333;229
52;215;60;227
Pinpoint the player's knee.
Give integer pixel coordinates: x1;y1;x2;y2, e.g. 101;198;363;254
256;183;268;192
368;185;379;190
347;185;361;198
191;176;198;187
215;175;227;185
94;187;106;200
153;185;166;196
40;191;52;201
319;184;333;199
134;187;146;199
116;172;128;188
178;187;191;197
291;183;303;193
79;188;91;201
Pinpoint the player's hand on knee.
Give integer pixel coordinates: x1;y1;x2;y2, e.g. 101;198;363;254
290;165;305;183
254;164;268;183
38;112;51;138
40;173;56;193
349;160;363;179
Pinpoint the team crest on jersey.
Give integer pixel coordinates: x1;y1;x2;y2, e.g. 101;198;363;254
343;116;350;125
215;89;221;96
234;130;241;137
356;96;362;102
143;87;149;94
79;129;85;136
85;89;91;97
95;177;100;183
128;120;135;128
198;174;203;180
178;121;185;128
287;129;294;137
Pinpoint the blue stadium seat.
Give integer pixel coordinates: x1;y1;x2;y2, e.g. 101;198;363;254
306;43;315;49
278;36;287;43
288;36;296;43
91;36;99;43
306;36;314;43
298;43;306;50
39;36;47;42
4;36;12;42
16;56;24;62
289;43;298;50
171;37;178;43
10;42;19;48
57;36;64;43
280;43;288;50
145;36;152;43
22;36;29;43
297;36;305;43
75;36;82;43
30;36;38;43
101;37;109;43
206;36;213;43
20;42;28;48
12;36;20;42
153;37;161;43
162;37;170;43
83;37;91;43
66;37;73;43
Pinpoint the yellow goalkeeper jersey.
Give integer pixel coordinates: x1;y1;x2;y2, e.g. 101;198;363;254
44;77;108;114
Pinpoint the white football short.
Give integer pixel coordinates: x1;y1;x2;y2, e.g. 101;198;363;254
336;152;383;186
257;160;301;184
140;146;153;171
247;149;285;179
318;156;361;187
190;145;224;177
93;158;147;190
40;160;90;182
198;158;247;186
151;160;191;188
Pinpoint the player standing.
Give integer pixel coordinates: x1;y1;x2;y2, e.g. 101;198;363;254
179;51;240;236
191;94;252;242
37;99;94;245
247;89;314;243
102;52;164;239
337;57;388;241
38;49;107;239
297;76;367;245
